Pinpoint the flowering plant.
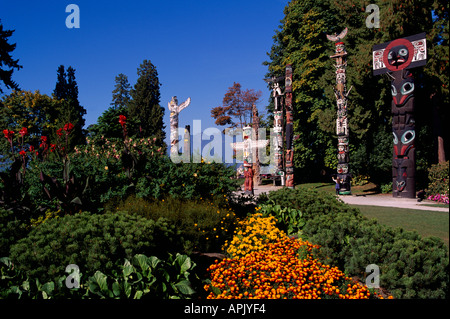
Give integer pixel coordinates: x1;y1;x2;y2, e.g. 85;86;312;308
427;193;449;204
206;213;386;299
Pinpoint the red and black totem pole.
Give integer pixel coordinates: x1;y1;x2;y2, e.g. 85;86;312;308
373;33;427;198
285;64;294;189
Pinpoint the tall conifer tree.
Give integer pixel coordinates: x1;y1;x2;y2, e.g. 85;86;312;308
129;60;166;149
53;65;86;148
0;20;22;95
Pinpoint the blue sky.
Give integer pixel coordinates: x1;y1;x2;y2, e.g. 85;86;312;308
0;0;288;149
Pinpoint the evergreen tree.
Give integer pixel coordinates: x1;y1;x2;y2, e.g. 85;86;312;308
129;60;166;149
111;73;131;110
53;65;67;101
53;65;87;149
88;74;131;139
0;20;22;95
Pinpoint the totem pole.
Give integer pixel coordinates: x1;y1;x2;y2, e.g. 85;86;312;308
327;27;352;194
168;96;191;159
184;125;191;162
373;33;427;198
284;64;294;189
231;126;269;195
252;104;261;187
265;75;285;185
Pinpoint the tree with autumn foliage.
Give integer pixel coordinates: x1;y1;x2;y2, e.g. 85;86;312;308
211;82;262;130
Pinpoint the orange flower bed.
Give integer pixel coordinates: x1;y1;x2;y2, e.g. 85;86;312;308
205;213;388;299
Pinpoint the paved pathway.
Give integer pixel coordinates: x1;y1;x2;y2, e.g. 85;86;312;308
235;185;449;212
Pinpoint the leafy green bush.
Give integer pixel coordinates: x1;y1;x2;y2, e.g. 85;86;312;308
0;208;29;258
108;195;238;254
257;201;305;237
1;253;197;299
380;183;392;194
85;253;196;299
8;211;182;284
426;160;449;197
23;135;239;216
265;187;449;299
263;186;362;221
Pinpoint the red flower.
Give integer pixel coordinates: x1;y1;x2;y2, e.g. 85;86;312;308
19;127;28;137
119;115;126;127
19;150;26;157
57;128;63;137
64;123;74;133
41;136;48;143
50;144;57;152
3;129;14;140
29;145;35;152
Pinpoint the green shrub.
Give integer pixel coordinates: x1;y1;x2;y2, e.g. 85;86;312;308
8;211;182;284
134;159;239;201
263;187;362;221
109;195;238;254
1;253;197;299
258;201;305;237
381;183;392;194
265;187;450;299
426;160;449;196
0;208;29;258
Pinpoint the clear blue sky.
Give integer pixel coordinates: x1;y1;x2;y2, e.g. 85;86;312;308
1;0;288;149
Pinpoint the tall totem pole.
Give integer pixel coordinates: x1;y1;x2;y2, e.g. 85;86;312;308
327;27;352;194
373;33;427;198
271;77;285;185
284;64;294;189
265;65;294;187
168;96;191;159
230;126;269;195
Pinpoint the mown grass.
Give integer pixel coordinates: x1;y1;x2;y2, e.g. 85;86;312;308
353;205;449;249
296;182;449;249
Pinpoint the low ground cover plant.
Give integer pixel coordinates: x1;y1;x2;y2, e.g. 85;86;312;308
1;253;197;299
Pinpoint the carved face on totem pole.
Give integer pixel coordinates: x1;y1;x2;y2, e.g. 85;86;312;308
387;45;410;67
391;70;415;195
335;42;346;54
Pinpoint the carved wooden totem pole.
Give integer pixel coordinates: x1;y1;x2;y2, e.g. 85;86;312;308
373;33;427;198
327;27;352;194
284;64;294;189
231;126;269;195
168;96;191;159
265;75;285;185
252;104;261;187
184;125;191;162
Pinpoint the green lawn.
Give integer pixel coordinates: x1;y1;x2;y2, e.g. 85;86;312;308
296;182;449;249
351;204;449;249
